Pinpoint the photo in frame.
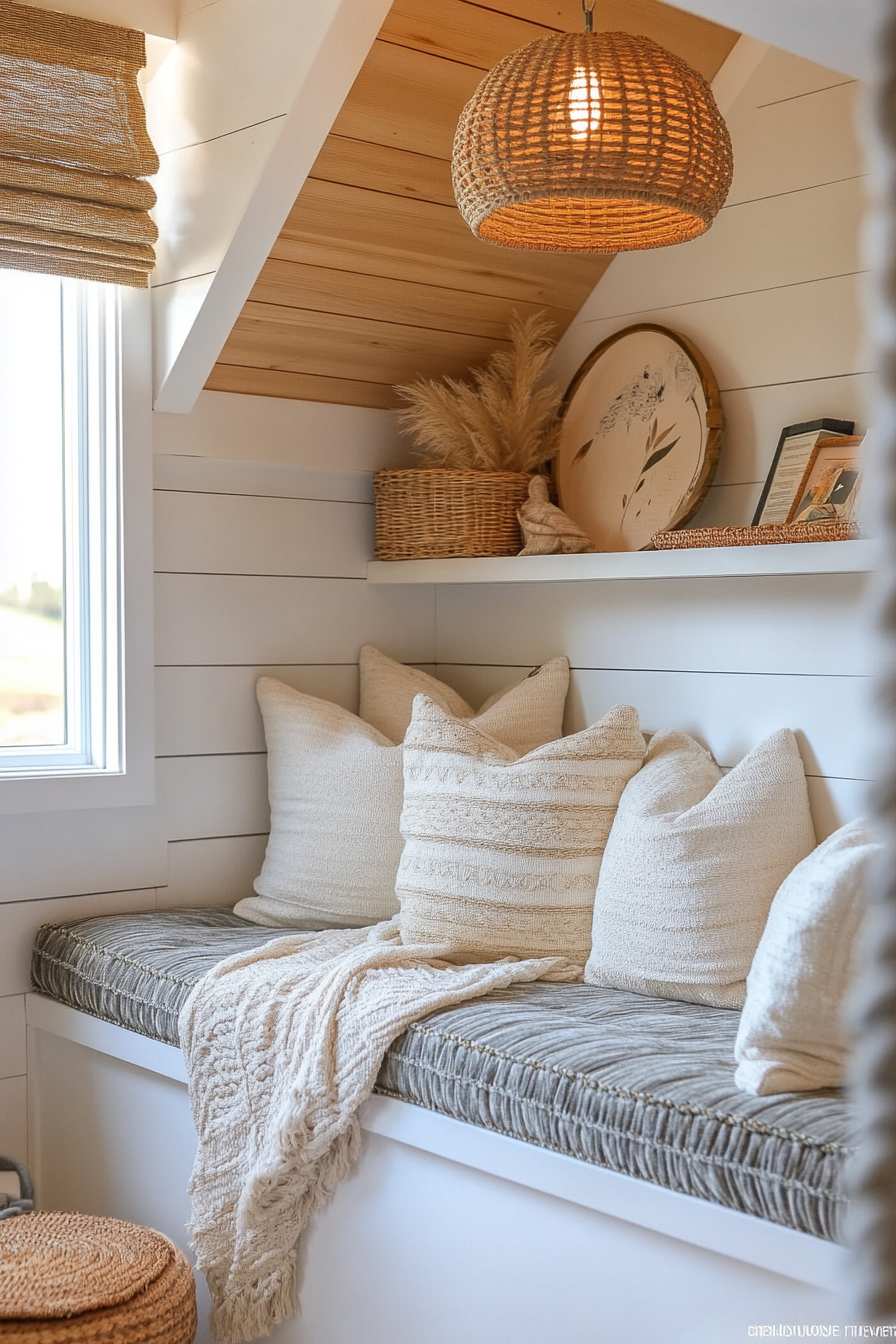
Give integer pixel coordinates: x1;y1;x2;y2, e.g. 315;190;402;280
554;324;723;552
785;435;864;525
751;418;855;526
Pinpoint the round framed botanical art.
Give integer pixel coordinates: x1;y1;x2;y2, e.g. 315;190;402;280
554;324;724;551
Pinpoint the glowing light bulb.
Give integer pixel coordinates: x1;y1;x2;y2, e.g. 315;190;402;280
569;66;600;141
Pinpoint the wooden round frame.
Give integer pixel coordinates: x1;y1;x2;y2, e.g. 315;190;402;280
553;324;724;552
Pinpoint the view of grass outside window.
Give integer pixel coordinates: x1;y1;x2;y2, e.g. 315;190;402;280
0;271;66;748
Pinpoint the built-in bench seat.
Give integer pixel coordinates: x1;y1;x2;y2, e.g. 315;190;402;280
30;907;855;1245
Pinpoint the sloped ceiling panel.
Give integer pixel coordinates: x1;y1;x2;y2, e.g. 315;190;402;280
207;0;739;409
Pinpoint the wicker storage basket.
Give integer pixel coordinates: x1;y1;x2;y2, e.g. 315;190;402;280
652;521;861;549
374;468;532;560
0;1211;196;1343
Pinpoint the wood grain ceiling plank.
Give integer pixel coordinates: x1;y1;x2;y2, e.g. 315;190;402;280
332;40;481;160
220;303;511;388
309;136;455;208
469;0;738;81
275;180;607;310
248;260;576;341
209;0;740;407
205;365;398;409
378;0;555;69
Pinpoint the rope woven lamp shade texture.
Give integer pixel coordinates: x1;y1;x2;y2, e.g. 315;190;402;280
0;0;159;287
452;30;733;253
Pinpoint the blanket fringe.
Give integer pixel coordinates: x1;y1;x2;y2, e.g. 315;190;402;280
212;1264;297;1344
180;922;582;1343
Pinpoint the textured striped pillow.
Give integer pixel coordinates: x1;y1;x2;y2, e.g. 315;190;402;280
397;696;646;964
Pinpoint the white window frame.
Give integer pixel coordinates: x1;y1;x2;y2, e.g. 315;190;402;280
0;285;154;815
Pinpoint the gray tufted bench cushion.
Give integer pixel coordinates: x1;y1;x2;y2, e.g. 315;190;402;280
31;906;856;1243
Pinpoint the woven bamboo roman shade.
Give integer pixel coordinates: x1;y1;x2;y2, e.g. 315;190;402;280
452;30;733;253
0;0;159;287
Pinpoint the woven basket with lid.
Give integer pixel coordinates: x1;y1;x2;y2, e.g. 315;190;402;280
373;468;532;560
0;1211;196;1342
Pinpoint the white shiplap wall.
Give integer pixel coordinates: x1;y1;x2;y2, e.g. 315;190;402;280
552;48;873;530
435;45;875;842
0;393;431;1166
151;409;431;906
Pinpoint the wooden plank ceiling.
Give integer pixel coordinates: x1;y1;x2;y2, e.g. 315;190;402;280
206;0;739;410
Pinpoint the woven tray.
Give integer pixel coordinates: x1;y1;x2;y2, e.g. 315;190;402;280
374;468;531;560
652;521;862;550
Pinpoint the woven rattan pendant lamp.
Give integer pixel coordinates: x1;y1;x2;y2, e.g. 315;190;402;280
452;0;733;253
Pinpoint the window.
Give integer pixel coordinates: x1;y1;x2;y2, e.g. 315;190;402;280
0;270;122;776
0;273;153;812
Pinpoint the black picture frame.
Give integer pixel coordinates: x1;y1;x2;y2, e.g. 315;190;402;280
751;418;855;527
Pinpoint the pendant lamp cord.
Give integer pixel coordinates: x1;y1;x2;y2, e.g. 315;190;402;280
582;0;595;33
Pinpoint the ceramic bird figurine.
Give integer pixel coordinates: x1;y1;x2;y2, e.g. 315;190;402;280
517;476;593;555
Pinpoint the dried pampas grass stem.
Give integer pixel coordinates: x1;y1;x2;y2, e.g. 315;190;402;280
395;312;561;474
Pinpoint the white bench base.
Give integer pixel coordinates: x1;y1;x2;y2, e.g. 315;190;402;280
26;993;849;1344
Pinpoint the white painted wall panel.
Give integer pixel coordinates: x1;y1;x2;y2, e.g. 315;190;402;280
147;0;352;155
806;776;871;840
577;669;872;785
0;809;166;906
157;755;269;842
439;663;872;785
713;374;873;489
685;482;762;528
435;575;872;678
152;392;407;474
726;81;863;207
152;120;286;288
741;47;853;106
554;271;866;404
155;665;358;757
155;574;435;667
160;837;269;909
577;176;864;325
153;454;375;504
154;492;373;578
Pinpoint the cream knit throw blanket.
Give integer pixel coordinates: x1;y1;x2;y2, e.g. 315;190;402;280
179;919;581;1344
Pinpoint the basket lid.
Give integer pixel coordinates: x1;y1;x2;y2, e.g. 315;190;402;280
0;1212;174;1319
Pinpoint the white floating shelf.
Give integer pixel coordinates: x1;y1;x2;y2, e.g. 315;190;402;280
367;539;877;584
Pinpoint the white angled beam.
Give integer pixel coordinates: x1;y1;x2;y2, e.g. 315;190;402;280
148;0;394;414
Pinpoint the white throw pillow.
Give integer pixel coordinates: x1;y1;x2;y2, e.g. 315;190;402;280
735;817;879;1095
397;695;646;964
585;729;817;1008
235;679;404;929
237;657;573;930
359;644;569;752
